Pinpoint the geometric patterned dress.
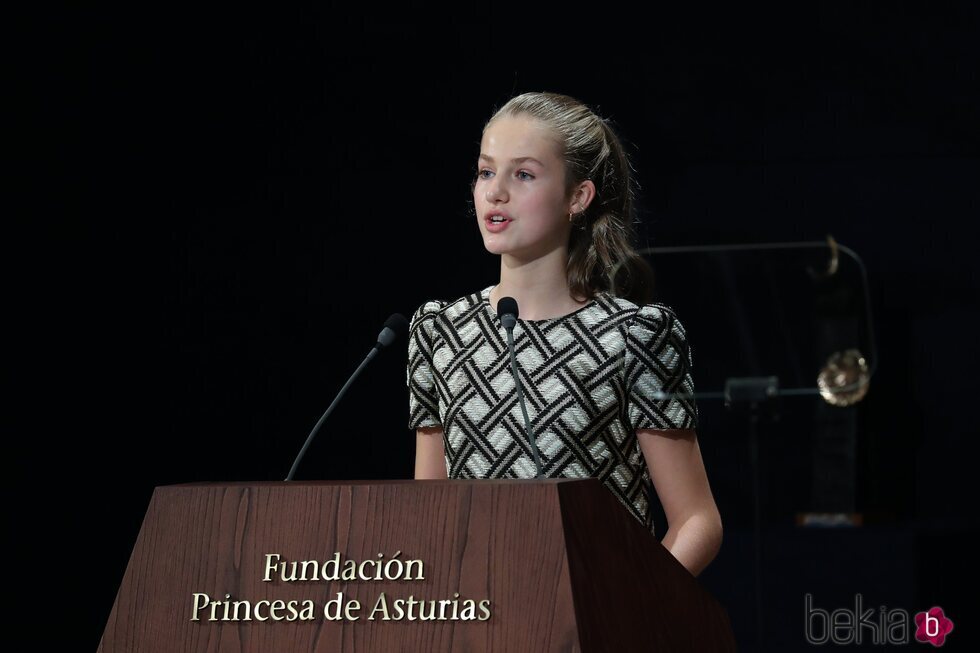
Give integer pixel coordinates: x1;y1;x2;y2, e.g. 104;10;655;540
406;285;699;536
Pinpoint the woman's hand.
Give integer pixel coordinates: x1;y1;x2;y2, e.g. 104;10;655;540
637;427;723;576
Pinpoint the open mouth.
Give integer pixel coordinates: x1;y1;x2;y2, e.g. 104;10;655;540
485;216;512;231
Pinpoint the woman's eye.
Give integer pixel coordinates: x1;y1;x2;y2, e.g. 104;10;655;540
475;169;534;181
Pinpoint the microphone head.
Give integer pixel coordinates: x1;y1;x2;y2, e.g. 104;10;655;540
497;296;518;319
384;313;409;339
497;296;518;330
376;313;409;348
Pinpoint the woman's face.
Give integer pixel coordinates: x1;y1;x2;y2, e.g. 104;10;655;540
473;115;573;261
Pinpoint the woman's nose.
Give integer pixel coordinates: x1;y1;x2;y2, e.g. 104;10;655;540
485;176;507;202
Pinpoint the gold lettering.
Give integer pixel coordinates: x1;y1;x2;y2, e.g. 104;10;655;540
323;592;346;620
358;559;375;580
299;600;315;620
281;561;298;582
341;559;357;581
478;600;492;621
368;592;391;621
438;599;452;620
190;593;209;621
299;559;319;581
253;599;271;621
262;554;280;582
269;600;286;620
322;552;341;580
231;599;252;621
403;558;424;580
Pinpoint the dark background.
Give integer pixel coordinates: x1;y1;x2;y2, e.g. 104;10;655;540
16;5;978;651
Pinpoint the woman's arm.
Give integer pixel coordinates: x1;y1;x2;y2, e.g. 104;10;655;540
637;427;722;576
415;426;448;479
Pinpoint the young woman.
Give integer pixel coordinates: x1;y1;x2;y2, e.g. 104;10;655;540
407;92;722;577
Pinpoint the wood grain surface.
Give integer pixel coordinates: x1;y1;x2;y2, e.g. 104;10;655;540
98;479;734;652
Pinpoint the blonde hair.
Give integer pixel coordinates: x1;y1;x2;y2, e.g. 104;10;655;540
474;91;653;304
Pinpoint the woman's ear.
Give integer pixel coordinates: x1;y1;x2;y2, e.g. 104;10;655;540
569;179;597;214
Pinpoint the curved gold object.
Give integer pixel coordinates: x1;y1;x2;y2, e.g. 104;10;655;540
817;348;870;406
807;234;840;280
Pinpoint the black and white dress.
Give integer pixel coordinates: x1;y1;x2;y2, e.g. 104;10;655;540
406;285;699;535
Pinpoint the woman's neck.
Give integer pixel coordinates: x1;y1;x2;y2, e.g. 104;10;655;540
490;248;591;321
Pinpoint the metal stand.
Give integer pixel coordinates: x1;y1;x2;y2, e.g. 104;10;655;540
725;376;778;652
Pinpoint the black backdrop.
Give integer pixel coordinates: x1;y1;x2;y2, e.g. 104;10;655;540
15;5;979;651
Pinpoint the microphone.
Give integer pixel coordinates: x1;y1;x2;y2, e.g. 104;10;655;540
375;313;409;350
284;312;409;481
497;297;545;479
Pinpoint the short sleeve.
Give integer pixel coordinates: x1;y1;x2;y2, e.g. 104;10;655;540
625;304;699;430
406;300;443;429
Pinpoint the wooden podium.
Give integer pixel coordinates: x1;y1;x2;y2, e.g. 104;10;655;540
99;479;735;652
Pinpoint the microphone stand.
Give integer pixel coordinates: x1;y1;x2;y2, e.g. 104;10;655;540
498;299;545;479
504;327;545;479
725;376;778;653
284;314;407;481
284;348;380;482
